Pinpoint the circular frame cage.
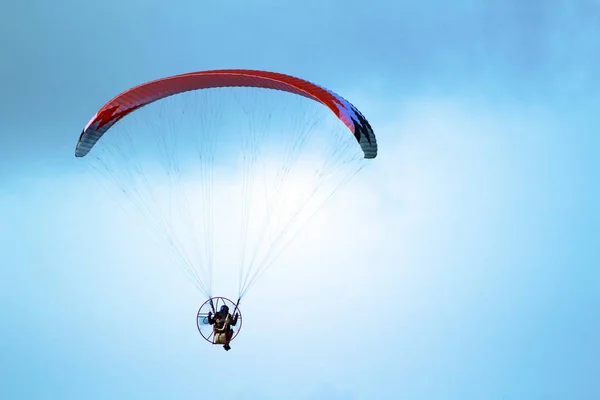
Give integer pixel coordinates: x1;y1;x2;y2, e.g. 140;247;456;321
196;297;243;344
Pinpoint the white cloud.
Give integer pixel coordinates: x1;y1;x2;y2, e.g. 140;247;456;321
4;93;583;399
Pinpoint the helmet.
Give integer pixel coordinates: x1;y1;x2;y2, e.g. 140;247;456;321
220;305;229;313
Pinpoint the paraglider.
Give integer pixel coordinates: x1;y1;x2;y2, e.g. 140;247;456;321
75;69;377;349
208;304;239;351
197;297;242;351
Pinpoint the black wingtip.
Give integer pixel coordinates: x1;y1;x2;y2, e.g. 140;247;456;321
74;130;85;157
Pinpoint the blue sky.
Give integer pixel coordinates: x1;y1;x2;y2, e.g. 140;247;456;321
1;0;599;399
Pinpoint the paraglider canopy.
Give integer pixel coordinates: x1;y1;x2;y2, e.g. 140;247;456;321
75;69;377;159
